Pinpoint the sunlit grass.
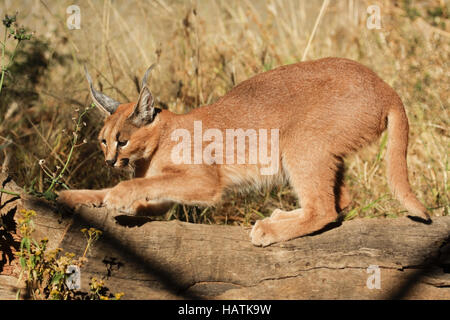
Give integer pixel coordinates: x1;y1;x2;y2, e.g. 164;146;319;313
0;0;448;224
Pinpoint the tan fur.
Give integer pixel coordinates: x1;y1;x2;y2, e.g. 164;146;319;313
59;57;429;246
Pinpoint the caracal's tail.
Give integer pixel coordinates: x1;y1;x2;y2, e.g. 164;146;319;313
386;103;430;222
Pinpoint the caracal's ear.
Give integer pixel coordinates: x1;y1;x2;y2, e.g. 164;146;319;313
128;64;158;127
84;66;120;116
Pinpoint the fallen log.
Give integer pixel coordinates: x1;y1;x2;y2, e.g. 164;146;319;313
0;174;449;299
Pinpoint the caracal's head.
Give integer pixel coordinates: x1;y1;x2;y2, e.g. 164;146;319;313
85;65;162;170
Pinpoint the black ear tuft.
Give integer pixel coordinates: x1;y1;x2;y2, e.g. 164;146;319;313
128;64;158;126
84;66;120;115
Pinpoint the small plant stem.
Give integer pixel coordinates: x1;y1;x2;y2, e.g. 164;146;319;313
0;27;7;94
44;133;77;194
82;241;90;259
5;40;21;68
0;40;21;95
44;106;91;194
0;188;20;196
40;166;55;180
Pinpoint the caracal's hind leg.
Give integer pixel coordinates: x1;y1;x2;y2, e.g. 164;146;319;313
334;159;352;212
269;159;351;222
336;181;352;212
250;154;340;246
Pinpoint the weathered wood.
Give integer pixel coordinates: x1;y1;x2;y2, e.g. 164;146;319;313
1;174;449;299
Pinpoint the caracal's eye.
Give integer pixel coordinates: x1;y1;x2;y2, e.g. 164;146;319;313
101;139;107;146
118;140;128;148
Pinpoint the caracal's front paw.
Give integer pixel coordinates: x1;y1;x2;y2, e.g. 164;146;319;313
103;184;135;213
250;219;280;247
58;190;103;209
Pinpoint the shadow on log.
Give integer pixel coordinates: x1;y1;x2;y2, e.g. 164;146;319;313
0;173;449;299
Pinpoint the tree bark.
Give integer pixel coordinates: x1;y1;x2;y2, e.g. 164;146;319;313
1;173;449;299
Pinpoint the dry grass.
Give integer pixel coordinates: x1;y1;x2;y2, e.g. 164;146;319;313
0;0;448;225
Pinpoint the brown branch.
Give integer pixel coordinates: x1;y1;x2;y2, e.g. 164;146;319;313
0;174;449;300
